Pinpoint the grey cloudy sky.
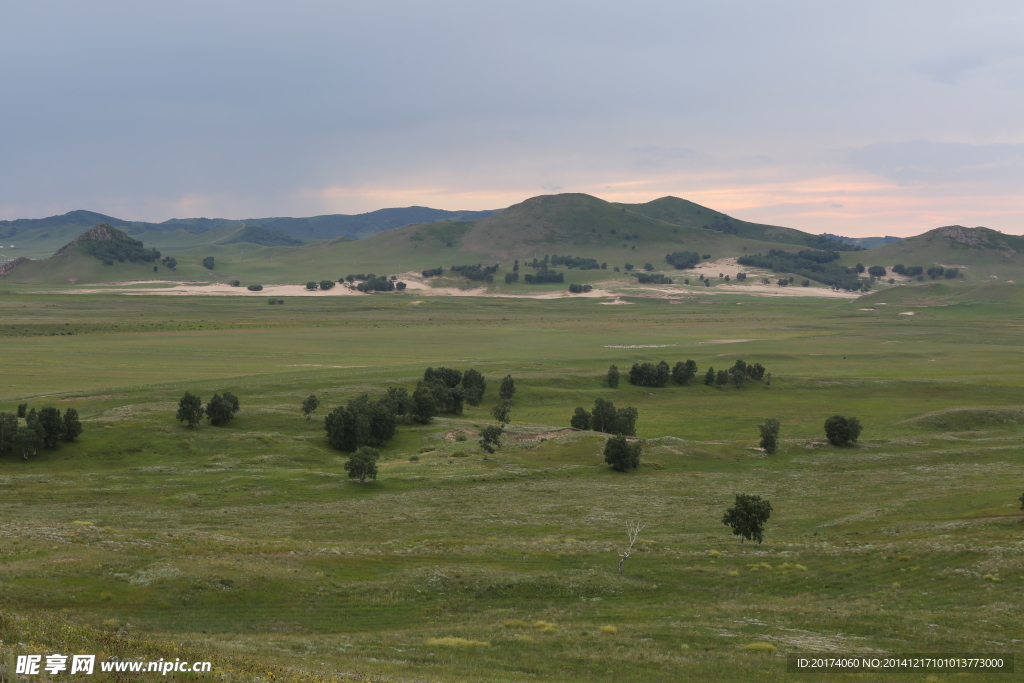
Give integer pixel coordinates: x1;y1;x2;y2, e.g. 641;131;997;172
2;0;1022;235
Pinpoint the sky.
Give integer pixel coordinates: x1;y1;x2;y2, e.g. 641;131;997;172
2;0;1023;236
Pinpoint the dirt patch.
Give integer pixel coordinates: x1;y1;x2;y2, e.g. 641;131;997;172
518;428;577;442
900;311;916;316
599;299;633;305
444;429;478;441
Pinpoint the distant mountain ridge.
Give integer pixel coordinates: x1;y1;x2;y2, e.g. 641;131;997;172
820;233;902;249
0;206;504;255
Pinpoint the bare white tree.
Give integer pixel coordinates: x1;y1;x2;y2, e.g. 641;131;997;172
617;520;646;575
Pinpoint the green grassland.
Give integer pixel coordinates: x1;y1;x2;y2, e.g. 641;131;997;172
1;282;1023;682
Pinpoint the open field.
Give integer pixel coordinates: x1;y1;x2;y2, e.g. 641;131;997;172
1;283;1023;681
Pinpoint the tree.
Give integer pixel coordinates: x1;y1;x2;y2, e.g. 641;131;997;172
62;408;83;441
479;424;504;454
570;406;591;430
722;494;772;544
606;364;620;388
672;360;697;385
730;364;747;389
205;394;235;426
824;415;862;446
499;375;516;400
591;398;618;433
868;265;886;277
17;420;44;460
0;412;17;454
715;369;729;389
704;367;715;386
302;394;320;420
203;256;215;270
492;400;512;424
604;435;641;471
223;392;240;414
306;281;318;290
411;384;437;424
759;418;780;454
319;279;335;290
17;403;27;418
424;367;462;387
617;520;646;575
37;407;65;448
176;392;203;427
344;446;379;483
462;369;487;406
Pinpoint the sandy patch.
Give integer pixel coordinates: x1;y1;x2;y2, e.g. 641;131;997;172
599;299;633;305
900;311;916;316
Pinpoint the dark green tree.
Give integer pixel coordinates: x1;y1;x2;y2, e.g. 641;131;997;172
424;367;462;387
591;398;618;433
570;406;591;430
824;415;862;446
205;394;235;426
730;363;747;389
302;394;320;420
722;494;773;544
62;408;83;442
479;424;504;454
462;369;487;406
499;375;516;400
615;406;639;436
17;420;44;460
606;364;620;388
223;392;240;414
383;386;413;419
704;367;715;386
37;407;65;448
604;435;641;471
203;256;215;270
344;446;379;483
759;418;780;454
176;392;204;427
715;369;729;389
306;281;318;290
0;412;17;454
410;384;437;424
319;279;335;290
672;360;698;385
656;360;670;387
17;403;27;418
492;400;512;424
420;379;464;415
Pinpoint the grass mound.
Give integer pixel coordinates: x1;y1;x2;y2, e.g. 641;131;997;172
903;406;1024;431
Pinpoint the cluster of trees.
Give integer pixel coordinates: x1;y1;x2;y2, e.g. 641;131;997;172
161;256;177;270
604;435;641;471
325;393;400;452
0;406;82;459
176;392;240;427
928;266;960;280
306;280;336;290
737;249;865;290
570;398;638;436
421;267;444;278
891;264;922;277
635;272;673;284
550;254;603;270
622;359;700;388
567;284;593;293
524;268;564;284
267;298;285;305
80;231;161;266
703;359;768;389
451;264;498;282
203;256;215;270
357;275;401;292
665;251;701;269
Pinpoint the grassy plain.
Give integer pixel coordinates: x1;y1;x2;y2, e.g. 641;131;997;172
1;283;1023;682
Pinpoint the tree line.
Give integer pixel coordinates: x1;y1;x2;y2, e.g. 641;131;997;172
0;405;83;459
176;392;240;427
737;249;865;291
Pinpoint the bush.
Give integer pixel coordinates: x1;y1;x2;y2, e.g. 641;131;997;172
247;284;263;291
758;418;780;454
202;256;215;270
421;267;444;277
824;415;862;446
867;265;886;277
306;281;318;290
229;280;241;287
345;446;379;483
604;435;641;471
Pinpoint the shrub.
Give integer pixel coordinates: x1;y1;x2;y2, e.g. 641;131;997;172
741;642;777;653
247;284;263;291
824;415;862;446
604;434;641;471
229;280;241;287
202;256;215;270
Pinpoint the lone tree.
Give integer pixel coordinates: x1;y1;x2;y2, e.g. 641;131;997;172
462;369;487;406
570;406;591;430
498;375;516;400
205;393;236;426
479;424;504;454
722;494;773;544
617;520;646;575
759;418;781;454
176;392;204;427
62;408;83;441
203;256;215;270
704;367;715;386
606;364;620;388
604;435;641;472
824;415;862;446
302;394;320;420
344;446;379;483
491;400;512;424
